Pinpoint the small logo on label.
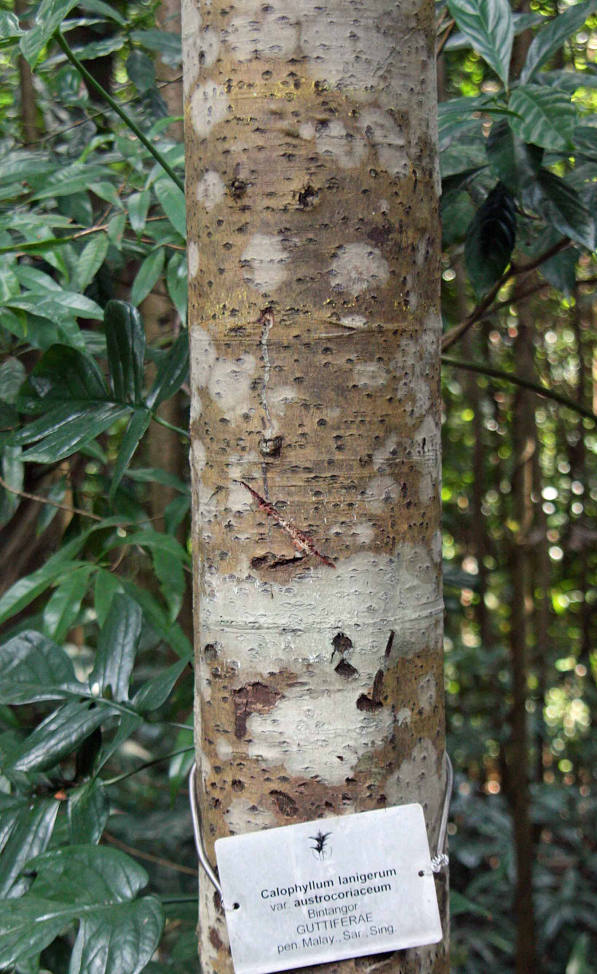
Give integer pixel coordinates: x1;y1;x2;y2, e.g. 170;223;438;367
310;830;332;860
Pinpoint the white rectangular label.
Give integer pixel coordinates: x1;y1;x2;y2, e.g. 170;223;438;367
214;803;442;974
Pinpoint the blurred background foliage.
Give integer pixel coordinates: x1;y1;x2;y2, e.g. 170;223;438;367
0;0;595;971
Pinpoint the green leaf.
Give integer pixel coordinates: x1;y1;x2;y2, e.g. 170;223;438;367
126;50;155;93
109;408;152;502
465;181;516;297
132;659;187;713
104;301;146;405
526;169;595;251
153;546;185;621
73;233;109;293
0;11;24;43
166;251;188;323
153;178;186;238
119;580;192;660
93;570;123;627
567;933;591;974
125;467;189;493
90;594;142;702
128;190;151;233
168;729;194;801
18;403;130;463
17;345;108;412
0;799;60;899
450;890;493;918
0;528;97;626
67;780;109;845
509;84;575;151
0;847;163;972
11;701;110;773
129;29;181;67
447;0;513;87
145;331;189;409
0;631;79;705
19;0;80;65
486;121;542;194
521;1;597;84
78;0;126;26
130;248;166;307
164;493;190;535
0;358;25;404
42;566;93;643
0;446;23;526
36;480;67;536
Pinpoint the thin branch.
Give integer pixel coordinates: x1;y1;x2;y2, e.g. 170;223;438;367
103;832;198;876
441;237;572;351
441;355;596;423
54;31;185;194
0;474;103;520
103;745;193;786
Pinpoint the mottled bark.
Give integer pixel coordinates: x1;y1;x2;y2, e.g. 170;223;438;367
183;1;446;971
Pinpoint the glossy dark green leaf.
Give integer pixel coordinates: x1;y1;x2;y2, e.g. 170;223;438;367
540;244;578;296
145;331;189;409
42;565;93;644
447;0;513;86
109;408;152;502
132;659;187;713
509;84;575;151
0;630;79;704
17;345;108;412
120;580;192;660
36;479;66;536
574;125;597;162
11;701;109;773
521;1;597;84
0;527;98;625
465;181;516;296
93;570;123;627
486;122;543;194
525;169;595;251
0;446;23;526
19;0;80;65
126;50;155;93
18;403;130;463
0;798;59;898
153;178;186;238
90;593;142;702
67;780;109;845
104;300;146;405
69;897;163;974
130;248;166;307
0;358;25;404
0;847;163;972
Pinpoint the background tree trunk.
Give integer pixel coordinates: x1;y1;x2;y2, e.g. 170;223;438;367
184;1;447;970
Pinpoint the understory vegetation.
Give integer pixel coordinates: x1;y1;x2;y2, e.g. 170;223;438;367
0;0;595;970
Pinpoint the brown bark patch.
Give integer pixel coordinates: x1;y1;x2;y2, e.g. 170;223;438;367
335;659;359;679
356;668;385;711
233;682;282;738
270;789;298;817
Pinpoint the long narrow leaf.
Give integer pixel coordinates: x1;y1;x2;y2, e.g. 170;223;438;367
109;407;151;502
90;594;142;702
104;301;146;405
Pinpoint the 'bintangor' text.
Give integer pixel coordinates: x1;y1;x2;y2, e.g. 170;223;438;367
260;869;397;900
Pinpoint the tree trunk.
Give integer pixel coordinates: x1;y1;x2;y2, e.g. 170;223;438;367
183;1;446;971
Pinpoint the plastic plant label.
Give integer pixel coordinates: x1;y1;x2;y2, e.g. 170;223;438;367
214;802;443;974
